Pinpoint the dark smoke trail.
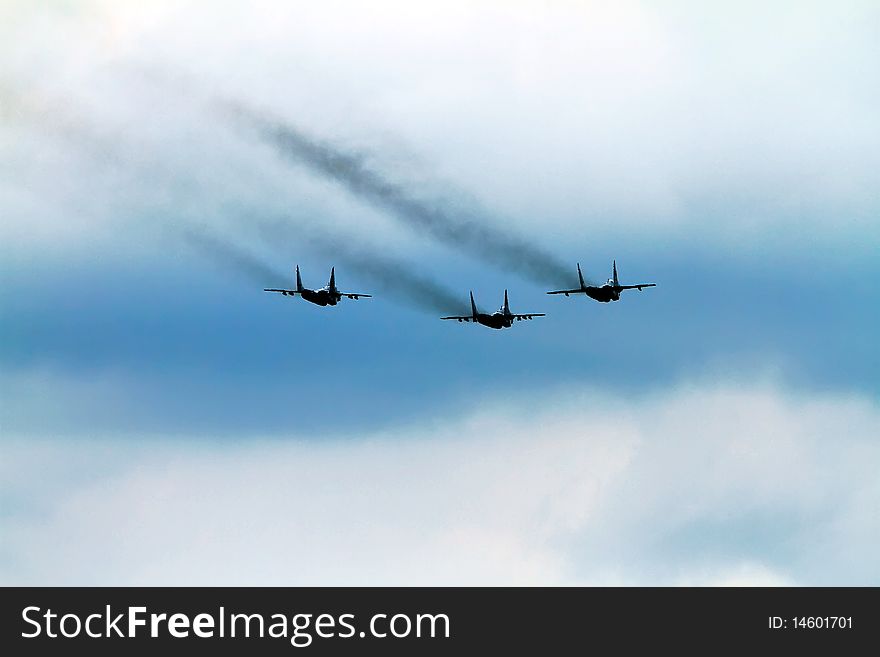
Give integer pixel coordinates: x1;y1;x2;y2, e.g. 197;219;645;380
182;223;466;315
1;82;472;312
181;227;288;286
250;216;465;315
312;237;464;314
226;104;573;285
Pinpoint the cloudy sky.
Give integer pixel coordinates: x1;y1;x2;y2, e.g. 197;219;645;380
1;0;878;585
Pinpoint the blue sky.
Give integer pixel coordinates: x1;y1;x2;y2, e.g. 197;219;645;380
2;245;878;438
1;0;878;585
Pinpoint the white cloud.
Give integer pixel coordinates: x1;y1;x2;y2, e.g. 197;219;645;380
2;382;877;585
2;1;878;258
676;562;794;587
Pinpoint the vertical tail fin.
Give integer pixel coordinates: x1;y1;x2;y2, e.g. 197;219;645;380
295;265;304;293
612;260;619;287
329;266;336;291
503;289;510;315
470;291;478;319
577;263;586;289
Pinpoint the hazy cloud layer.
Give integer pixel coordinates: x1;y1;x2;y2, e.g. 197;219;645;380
2;1;878;255
3;382;878;585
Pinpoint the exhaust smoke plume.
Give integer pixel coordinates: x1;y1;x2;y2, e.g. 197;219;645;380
251;216;465;315
228;105;572;285
182;224;466;315
3;82;491;315
181;227;288;285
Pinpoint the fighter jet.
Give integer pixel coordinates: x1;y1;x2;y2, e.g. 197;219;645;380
264;266;371;306
547;261;655;303
441;290;545;329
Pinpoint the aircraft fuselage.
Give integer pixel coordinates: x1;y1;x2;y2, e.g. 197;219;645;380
585;285;620;303
476;312;513;329
300;288;341;306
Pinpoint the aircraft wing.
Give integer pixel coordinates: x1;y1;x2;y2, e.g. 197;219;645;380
512;313;546;320
264;288;300;295
617;283;656;291
546;288;585;295
341;292;372;299
441;315;473;321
